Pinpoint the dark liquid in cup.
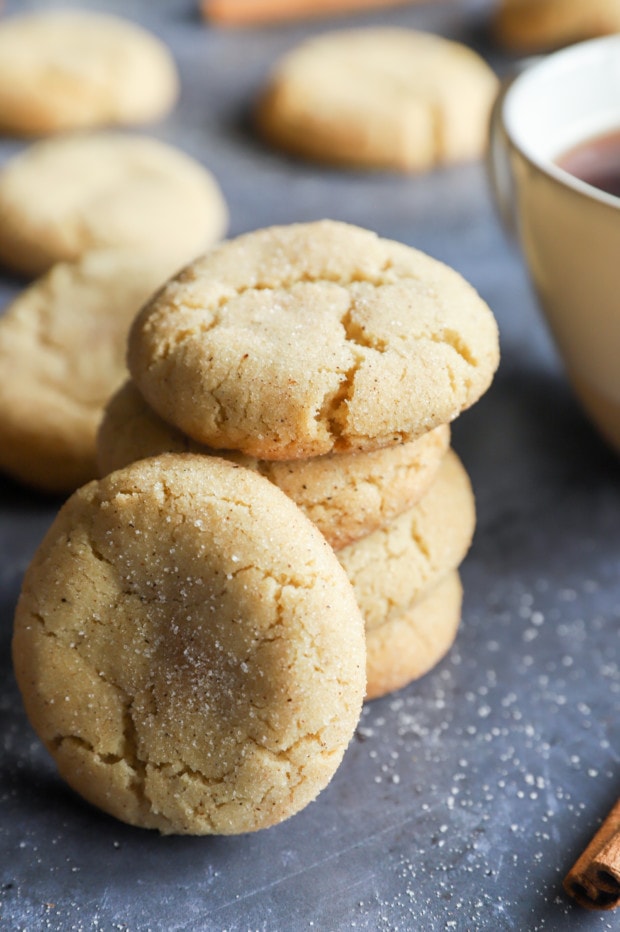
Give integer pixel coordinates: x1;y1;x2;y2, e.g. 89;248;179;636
556;128;620;199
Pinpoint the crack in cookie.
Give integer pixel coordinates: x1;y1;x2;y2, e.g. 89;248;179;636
128;221;499;460
12;454;366;835
98;380;451;550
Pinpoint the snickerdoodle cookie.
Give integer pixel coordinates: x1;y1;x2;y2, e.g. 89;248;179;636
97;380;451;550
0;250;178;493
365;570;462;701
255;28;499;172
0;133;228;277
338;449;474;630
128;221;499;460
0;10;179;137
12;454;366;834
492;0;620;51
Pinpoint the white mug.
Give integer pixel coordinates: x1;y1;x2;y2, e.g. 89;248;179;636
490;36;620;453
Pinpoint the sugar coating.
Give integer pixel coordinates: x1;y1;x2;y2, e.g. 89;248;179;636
12;454;366;834
365;571;462;700
0;250;179;493
256;28;499;172
0;133;228;277
0;10;179;136
338;449;474;629
128;220;499;460
97;380;451;550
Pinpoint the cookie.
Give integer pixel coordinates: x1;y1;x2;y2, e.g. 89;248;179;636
12;453;366;835
338;449;474;630
365;570;462;701
492;0;620;52
0;133;228;277
0;10;179;137
128;220;499;460
255;28;499;172
0;250;180;493
97;380;451;550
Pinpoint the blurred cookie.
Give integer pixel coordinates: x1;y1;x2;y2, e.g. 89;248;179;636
0;250;179;493
338;449;474;630
128;220;499;460
12;454;366;834
365;570;462;701
0;133;228;277
97;380;451;550
492;0;620;51
255;28;499;172
0;10;178;136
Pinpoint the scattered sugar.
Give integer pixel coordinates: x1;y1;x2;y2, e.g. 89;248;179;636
6;475;620;931
338;562;620;929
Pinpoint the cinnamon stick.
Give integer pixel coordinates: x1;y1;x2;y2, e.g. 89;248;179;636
201;0;412;26
564;798;620;909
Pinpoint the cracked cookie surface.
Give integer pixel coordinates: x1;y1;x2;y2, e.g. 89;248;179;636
128;220;499;460
97;380;450;550
0;250;179;493
338;449;474;630
0;133;228;277
366;570;462;700
0;10;179;137
12;454;365;834
255;29;499;172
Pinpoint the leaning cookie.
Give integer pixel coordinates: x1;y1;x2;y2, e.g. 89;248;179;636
338;449;474;630
0;10;179;137
128;220;499;460
365;571;462;701
0;133;228;277
97;380;451;550
255;28;499;172
492;0;620;51
12;454;366;835
0;251;180;493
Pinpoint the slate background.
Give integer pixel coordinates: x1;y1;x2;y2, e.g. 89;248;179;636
1;2;620;930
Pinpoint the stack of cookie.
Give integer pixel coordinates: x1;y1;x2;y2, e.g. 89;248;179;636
97;219;499;701
12;217;498;836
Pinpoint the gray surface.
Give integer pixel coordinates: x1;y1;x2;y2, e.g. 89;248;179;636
1;2;620;930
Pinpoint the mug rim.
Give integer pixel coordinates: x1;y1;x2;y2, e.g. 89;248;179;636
502;34;620;211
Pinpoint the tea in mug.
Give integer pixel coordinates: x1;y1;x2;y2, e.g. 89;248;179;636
556;128;620;199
